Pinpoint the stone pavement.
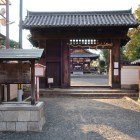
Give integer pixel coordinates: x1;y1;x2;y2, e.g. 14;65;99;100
1;97;140;140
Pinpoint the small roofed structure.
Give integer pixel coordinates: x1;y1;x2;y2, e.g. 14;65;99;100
0;49;43;60
0;49;44;105
131;59;140;65
70;49;99;73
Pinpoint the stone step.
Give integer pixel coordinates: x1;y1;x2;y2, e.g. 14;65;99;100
40;88;137;93
38;88;138;98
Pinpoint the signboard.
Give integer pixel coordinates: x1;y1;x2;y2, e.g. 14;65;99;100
0;63;30;84
114;69;119;76
35;63;46;77
35;67;44;77
48;78;53;83
114;62;119;68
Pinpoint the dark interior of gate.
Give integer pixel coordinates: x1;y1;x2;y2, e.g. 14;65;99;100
23;10;139;89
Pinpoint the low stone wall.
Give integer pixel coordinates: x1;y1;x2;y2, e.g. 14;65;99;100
0;102;45;131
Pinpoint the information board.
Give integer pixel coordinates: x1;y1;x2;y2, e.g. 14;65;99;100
0;63;31;84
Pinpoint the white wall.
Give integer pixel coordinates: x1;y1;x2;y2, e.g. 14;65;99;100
121;66;139;89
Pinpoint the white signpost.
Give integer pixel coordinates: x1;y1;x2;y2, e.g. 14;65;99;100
35;63;46;100
48;78;53;89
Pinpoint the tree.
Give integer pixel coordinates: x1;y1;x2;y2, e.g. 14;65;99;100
27;34;38;47
100;49;110;72
124;5;140;60
1;39;18;48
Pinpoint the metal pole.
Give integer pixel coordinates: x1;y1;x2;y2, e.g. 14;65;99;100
19;0;22;49
6;0;10;48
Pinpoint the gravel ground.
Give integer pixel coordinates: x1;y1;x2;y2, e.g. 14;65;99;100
71;74;109;86
1;97;140;140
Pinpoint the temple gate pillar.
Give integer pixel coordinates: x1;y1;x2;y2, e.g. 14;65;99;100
111;39;121;88
61;40;70;88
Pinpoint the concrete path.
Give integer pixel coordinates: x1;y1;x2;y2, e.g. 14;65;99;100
1;98;140;140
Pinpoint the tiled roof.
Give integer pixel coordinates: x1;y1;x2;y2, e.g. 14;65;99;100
71;53;99;58
71;49;99;58
23;9;139;28
0;49;44;60
131;59;140;64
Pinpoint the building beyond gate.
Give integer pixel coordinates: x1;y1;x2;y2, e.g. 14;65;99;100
70;49;99;74
23;9;139;88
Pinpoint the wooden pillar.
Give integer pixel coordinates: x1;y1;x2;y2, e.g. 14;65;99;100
7;84;10;101
138;68;140;100
0;86;1;103
38;40;46;88
62;40;70;88
31;60;35;105
38;40;46;65
109;49;113;87
111;39;121;88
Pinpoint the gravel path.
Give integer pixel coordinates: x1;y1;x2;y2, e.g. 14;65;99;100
71;74;109;86
1;98;140;140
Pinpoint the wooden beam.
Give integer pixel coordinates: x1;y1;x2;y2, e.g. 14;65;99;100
70;43;113;49
31;30;128;40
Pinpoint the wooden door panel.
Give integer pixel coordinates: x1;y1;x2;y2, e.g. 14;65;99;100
46;62;61;87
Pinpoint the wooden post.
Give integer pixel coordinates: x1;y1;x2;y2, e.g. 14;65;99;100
109;49;113;87
138;68;140;100
0;85;1;103
7;84;10;101
31;60;35;105
36;76;39;100
111;39;121;88
62;40;70;88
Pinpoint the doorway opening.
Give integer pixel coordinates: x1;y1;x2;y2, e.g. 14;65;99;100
69;39;111;87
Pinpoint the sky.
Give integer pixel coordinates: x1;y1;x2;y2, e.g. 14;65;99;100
0;0;140;49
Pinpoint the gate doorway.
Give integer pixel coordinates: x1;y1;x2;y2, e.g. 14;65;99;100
69;39;110;87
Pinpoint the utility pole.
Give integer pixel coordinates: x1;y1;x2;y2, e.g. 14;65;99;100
18;0;23;102
19;0;22;49
6;0;9;48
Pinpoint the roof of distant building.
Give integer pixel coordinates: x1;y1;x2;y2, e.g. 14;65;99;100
70;49;99;58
